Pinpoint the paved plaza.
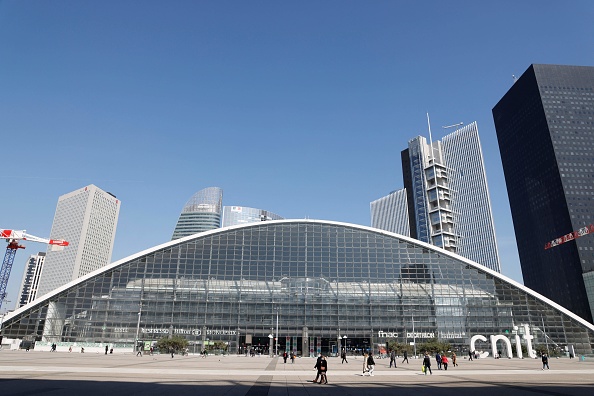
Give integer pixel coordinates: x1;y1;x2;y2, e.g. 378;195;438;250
1;351;593;395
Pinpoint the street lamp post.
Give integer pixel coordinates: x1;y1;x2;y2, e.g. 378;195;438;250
275;307;279;356
133;302;142;354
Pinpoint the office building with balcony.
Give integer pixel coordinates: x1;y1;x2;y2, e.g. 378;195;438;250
372;123;501;273
17;252;46;307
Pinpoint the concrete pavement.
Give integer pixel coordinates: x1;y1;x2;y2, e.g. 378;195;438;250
1;351;593;395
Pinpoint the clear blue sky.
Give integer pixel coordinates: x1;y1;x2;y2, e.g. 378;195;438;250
1;1;593;311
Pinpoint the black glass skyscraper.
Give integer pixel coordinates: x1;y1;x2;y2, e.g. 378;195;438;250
493;64;594;323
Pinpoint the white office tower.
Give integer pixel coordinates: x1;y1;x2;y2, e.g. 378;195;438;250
440;122;501;273
370;190;410;236
17;252;46;307
372;122;501;273
36;185;120;297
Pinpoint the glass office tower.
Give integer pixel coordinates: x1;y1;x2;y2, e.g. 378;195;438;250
2;220;593;356
493;64;594;323
222;206;283;227
370;189;410;237
171;187;223;240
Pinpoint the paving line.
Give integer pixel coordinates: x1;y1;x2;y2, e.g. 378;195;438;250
1;366;594;377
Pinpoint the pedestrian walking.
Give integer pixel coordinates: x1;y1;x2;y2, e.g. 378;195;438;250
367;353;376;376
291;352;295;363
452;352;458;367
283;351;288;363
402;349;409;364
105;345;109;355
423;353;432;375
441;354;449;370
362;352;370;376
313;354;323;383
319;355;328;384
468;350;473;361
341;349;348;364
435;352;442;370
389;349;397;368
542;353;550;370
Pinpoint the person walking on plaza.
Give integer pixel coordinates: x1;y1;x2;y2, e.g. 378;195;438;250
468;350;473;361
402;349;409;364
283;351;288;363
105;345;109;355
367;353;376;376
313;354;323;383
441;354;449;370
542;353;550;370
452;352;458;367
341;349;348;364
362;352;370;376
389;349;397;368
291;352;295;363
423;353;432;375
319;355;328;384
435;352;442;370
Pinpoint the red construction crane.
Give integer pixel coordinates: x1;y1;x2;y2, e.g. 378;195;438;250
0;229;69;309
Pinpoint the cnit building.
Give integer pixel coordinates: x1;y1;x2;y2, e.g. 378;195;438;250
2;220;593;356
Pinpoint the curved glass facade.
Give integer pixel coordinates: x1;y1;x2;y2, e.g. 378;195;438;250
222;206;283;227
171;187;223;240
2;220;593;356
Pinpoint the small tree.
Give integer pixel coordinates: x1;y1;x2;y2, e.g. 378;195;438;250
156;336;188;354
417;338;451;355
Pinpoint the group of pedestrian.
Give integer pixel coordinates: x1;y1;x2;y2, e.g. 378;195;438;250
312;354;328;384
362;352;375;376
282;351;297;363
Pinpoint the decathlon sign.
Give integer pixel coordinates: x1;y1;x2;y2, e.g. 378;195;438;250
470;324;536;359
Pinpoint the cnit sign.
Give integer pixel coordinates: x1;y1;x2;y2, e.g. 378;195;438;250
470;324;537;359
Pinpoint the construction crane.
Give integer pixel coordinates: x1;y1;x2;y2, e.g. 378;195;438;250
0;229;69;310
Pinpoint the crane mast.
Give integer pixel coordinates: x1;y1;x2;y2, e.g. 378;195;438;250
0;229;69;310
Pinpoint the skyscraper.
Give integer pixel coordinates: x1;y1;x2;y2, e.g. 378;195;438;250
17;252;45;307
493;64;594;323
171;187;223;240
222;206;283;227
370;189;410;237
36;185;120;297
372;122;501;272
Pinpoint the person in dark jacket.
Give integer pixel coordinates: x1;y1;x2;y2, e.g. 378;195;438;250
423;353;432;375
402;349;409;364
319;355;328;384
341;349;348;364
542;353;550;370
312;354;323;383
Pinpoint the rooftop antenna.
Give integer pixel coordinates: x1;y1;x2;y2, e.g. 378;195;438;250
427;112;434;162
